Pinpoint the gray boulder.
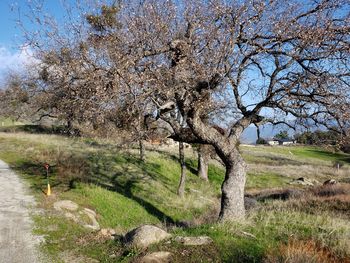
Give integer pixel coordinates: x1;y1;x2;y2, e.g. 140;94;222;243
124;225;171;249
82;208;100;231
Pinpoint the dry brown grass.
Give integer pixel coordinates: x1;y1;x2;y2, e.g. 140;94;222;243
264;239;350;263
246;188;304;201
311;184;350;197
254;184;350;221
248;163;350;183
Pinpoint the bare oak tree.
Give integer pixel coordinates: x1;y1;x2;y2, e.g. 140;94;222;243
119;0;349;221
19;0;349;221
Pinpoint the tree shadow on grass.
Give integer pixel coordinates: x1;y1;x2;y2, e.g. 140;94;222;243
11;161;63;192
86;173;176;226
82;152;178;226
149;148;199;175
12;148;187;226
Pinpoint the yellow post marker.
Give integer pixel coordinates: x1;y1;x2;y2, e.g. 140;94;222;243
47;183;51;196
44;163;51;196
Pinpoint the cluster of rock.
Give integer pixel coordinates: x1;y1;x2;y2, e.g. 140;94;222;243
289;177;338;186
52;201;212;262
52;177;341;262
53;200;100;231
124;225;213;263
123;225;213;248
289;177;318;186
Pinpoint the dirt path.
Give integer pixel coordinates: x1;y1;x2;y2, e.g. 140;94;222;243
0;159;41;263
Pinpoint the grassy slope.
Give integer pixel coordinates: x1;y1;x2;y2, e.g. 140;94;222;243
0;131;349;262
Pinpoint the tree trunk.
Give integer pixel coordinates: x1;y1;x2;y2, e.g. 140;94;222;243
139;139;145;162
256;125;261;141
67;119;73;133
197;145;209;181
177;142;186;197
218;150;246;221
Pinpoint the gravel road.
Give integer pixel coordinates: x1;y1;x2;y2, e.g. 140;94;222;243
0;159;41;263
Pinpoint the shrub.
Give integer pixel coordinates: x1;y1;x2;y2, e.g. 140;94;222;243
256;138;267;145
311;184;350;197
264;239;343;263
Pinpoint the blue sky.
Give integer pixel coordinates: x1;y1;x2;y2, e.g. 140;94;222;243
0;0;73;47
0;0;73;83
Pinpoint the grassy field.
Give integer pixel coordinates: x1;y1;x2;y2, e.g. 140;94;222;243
0;117;24;127
0;131;349;262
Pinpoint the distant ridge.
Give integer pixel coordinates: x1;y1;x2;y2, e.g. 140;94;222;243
240;123;326;144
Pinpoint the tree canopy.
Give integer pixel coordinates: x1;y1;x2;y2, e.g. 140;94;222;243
6;0;350;221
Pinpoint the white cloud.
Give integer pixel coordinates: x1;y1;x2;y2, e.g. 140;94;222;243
0;45;39;85
0;45;38;71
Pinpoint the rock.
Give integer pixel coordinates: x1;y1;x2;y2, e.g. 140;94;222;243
124;225;171;249
109;254;117;259
174;236;213;246
53;200;100;231
244;197;258;210
99;228;116;239
309;178;320;184
64;212;79;223
53;200;79;211
323;179;337;185
289;177;314;186
100;228;116;236
140;251;172;263
82;208;100;231
84;208;96;217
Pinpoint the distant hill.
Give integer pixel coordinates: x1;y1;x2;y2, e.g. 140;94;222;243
240;124;296;144
240;122;330;144
241;124;286;144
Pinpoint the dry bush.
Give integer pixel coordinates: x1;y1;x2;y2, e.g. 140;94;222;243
27;146;90;187
55;152;89;186
264;239;349;263
247;188;304;201
311;184;350;197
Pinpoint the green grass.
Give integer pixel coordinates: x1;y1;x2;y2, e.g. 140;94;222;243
242;145;350;165
0;131;349;262
291;147;350;163
0;132;223;225
62;184;160;230
246;172;290;189
33;215;86;262
157;208;350;262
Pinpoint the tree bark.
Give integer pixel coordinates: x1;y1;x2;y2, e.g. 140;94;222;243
197;145;209;181
67;119;73;133
256;124;261;141
177;141;186;197
139;139;145;162
218;149;246;221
